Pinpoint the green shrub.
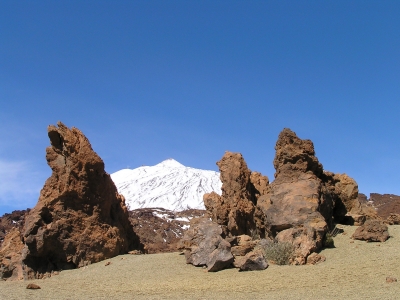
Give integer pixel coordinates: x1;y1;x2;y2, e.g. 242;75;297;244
259;241;295;265
323;233;335;248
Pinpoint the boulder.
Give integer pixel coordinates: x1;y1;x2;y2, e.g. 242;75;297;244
179;218;233;272
0;122;142;280
306;252;326;265
26;283;41;289
352;220;389;242
237;250;268;271
386;213;400;225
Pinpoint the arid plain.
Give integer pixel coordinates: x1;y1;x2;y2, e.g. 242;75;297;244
1;225;399;300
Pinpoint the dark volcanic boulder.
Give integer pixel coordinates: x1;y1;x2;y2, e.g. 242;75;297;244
352;220;389;242
0;122;142;280
179;218;233;272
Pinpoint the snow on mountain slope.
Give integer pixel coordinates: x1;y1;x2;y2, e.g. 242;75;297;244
111;159;222;211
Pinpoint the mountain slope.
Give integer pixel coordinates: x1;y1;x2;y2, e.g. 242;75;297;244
110;159;222;211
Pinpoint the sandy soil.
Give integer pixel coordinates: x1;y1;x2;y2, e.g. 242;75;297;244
1;225;399;300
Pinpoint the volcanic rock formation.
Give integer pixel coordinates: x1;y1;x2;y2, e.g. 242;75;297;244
0;122;141;280
186;128;375;270
203;152;266;237
0;210;28;247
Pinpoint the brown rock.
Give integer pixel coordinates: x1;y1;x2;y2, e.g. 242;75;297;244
258;128;374;264
179;218;233;272
352;220;389;242
238;250;268;271
0;122;142;281
386;213;400;225
26;283;41;289
204;152;268;236
345;214;366;226
386;276;398;283
250;172;270;201
306;252;326;265
358;193;369;204
105;261;111;266
257;129;330;264
0;228;25;280
0;210;28;247
231;235;257;256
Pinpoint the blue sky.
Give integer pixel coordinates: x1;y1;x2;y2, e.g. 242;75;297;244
1;1;399;215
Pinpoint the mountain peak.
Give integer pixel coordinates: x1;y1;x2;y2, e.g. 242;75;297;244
156;158;185;168
111;160;222;211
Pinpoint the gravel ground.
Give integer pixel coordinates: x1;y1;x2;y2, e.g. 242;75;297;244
1;225;399;300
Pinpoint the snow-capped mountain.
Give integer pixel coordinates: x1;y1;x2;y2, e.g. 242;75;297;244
110;159;222;211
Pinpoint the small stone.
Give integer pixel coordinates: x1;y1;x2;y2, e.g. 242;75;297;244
26;283;41;289
105;261;111;266
386;276;397;283
306;253;326;265
350;241;354;243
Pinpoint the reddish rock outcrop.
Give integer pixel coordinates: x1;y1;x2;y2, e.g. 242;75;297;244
352;220;389;242
203;152;268;237
0;228;25;280
201;128;372;267
0;210;28;247
256;128;377;263
0;122;142;280
256;129;330;263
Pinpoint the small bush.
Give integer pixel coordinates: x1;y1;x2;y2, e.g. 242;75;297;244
260;241;295;265
323;233;335;248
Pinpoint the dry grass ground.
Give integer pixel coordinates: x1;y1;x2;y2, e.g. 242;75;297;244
1;225;399;300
